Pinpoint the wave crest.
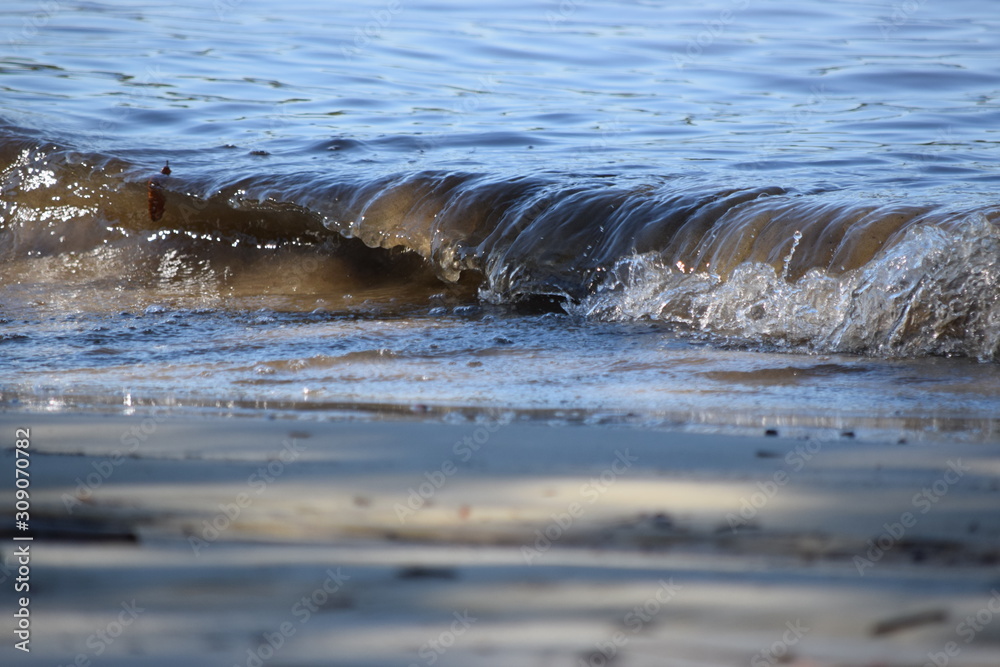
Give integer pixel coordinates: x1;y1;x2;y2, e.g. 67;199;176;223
574;215;1000;360
3;128;999;360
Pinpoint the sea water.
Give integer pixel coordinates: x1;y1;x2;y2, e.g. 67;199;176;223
1;0;999;440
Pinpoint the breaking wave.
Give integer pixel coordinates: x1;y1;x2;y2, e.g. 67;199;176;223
3;127;999;360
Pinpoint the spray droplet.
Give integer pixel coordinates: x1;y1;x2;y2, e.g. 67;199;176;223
781;230;803;281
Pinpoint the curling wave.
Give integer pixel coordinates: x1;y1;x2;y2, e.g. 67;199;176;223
2;129;998;360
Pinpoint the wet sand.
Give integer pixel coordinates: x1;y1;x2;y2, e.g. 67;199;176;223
2;412;999;666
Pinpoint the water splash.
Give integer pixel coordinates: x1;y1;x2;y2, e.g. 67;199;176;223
575;216;1000;360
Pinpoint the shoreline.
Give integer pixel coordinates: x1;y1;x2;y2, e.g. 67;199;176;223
2;411;999;665
4;395;999;445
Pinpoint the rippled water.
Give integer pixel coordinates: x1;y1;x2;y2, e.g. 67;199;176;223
2;0;999;439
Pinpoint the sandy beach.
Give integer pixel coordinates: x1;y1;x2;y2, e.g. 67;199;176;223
2;411;999;666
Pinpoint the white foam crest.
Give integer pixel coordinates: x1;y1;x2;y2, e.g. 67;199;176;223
574;216;1000;360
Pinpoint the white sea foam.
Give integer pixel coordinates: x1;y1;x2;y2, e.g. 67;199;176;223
575;215;1000;360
